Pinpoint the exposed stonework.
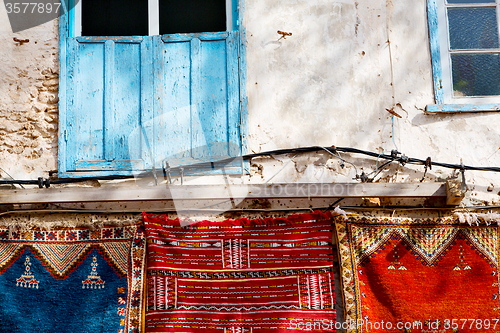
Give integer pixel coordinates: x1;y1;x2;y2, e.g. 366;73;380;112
0;14;58;179
0;0;498;207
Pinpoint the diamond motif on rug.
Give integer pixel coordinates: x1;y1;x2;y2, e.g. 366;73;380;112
400;227;458;265
462;227;498;266
336;216;500;333
32;243;90;277
0;224;145;333
351;225;394;265
144;211;336;332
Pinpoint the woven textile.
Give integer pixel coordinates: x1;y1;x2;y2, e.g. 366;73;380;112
144;212;336;332
335;215;500;333
0;224;146;333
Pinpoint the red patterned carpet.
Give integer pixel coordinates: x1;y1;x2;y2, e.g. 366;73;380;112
144;212;336;332
336;216;500;333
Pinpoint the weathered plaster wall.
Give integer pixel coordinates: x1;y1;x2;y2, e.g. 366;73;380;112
244;0;500;202
0;0;499;204
0;2;58;180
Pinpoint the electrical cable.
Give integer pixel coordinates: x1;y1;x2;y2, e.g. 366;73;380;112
315;146;359;177
369;150;392;177
2;145;500;187
324;198;344;212
368;160;394;182
0;167;24;189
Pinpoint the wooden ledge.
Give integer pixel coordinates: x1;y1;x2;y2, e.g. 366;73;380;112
0;183;446;204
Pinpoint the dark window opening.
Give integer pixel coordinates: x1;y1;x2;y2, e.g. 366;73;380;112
159;0;226;35
81;0;226;37
82;0;148;36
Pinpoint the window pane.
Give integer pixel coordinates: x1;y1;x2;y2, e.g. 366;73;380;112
451;53;500;96
159;0;226;35
82;0;148;36
448;8;499;49
448;0;494;3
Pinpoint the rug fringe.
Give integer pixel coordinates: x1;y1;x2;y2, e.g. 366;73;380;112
333;206;347;220
143;210;333;229
1;214;141;233
454;212;500;226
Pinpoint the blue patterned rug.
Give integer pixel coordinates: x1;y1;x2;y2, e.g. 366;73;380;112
0;225;145;333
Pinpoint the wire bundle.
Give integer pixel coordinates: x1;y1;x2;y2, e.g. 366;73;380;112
1;146;498;188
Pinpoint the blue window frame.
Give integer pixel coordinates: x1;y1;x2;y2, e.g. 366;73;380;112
58;0;247;177
427;0;500;112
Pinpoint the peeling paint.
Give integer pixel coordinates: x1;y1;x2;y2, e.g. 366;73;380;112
0;0;497;206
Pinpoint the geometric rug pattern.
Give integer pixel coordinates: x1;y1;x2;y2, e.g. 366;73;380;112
0;224;146;333
144;211;336;332
335;215;500;333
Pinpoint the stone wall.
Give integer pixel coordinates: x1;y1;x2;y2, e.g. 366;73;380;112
0;0;498;206
0;7;58;179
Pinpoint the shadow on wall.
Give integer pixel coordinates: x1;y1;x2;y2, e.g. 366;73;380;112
250;0;435;151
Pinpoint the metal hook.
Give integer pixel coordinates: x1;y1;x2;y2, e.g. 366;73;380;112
162;161;172;184
460;159;467;192
420;157;432;182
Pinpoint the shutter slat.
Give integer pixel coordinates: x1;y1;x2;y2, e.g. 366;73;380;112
190;38;204;159
226;31;240;157
140;36;155;170
104;40;115;161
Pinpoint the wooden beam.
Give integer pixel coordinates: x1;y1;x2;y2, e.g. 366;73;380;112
446;179;465;206
0;183;446;205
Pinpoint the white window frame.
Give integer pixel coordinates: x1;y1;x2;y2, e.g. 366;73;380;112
73;0;233;37
436;0;500;104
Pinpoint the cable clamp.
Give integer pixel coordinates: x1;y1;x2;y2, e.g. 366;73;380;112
400;154;409;166
391;149;400;159
356;172;369;183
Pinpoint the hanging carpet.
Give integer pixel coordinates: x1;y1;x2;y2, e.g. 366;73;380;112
143;211;336;332
0;224;146;333
335;215;500;333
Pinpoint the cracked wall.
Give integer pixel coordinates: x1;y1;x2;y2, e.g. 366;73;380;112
244;0;500;205
0;0;499;206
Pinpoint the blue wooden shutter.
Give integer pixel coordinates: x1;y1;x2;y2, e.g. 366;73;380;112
153;32;241;172
64;36;153;173
61;32;241;176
